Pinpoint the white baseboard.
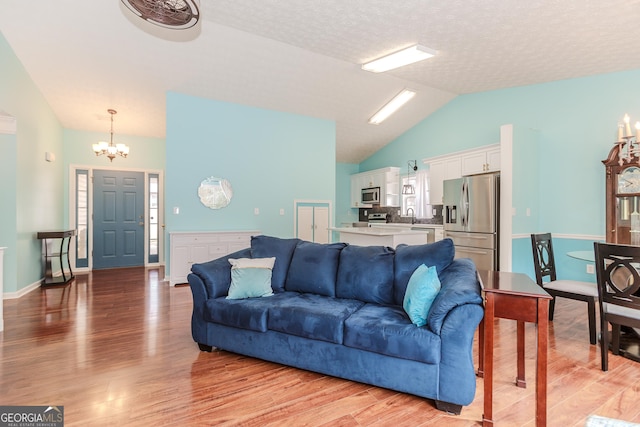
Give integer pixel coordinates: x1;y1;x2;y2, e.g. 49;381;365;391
4;279;41;300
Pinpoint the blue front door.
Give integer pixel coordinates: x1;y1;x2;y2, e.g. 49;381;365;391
93;170;145;269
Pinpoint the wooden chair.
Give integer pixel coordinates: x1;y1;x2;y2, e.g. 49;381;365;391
593;242;640;371
530;233;598;345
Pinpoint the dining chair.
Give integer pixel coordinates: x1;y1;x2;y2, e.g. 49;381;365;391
593;242;640;371
530;233;598;345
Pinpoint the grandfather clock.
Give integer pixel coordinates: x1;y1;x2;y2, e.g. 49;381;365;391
603;144;640;244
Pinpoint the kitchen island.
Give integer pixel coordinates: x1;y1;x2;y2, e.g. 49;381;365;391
330;226;431;247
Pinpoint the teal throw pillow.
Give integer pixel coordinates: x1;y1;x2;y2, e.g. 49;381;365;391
226;257;276;299
403;264;441;327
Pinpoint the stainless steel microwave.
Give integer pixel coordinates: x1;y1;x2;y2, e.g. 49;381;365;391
361;187;380;204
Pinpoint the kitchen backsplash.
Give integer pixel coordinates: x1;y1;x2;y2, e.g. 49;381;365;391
359;205;443;225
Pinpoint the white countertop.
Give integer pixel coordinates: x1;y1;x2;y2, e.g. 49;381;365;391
368;223;443;229
329;227;433;236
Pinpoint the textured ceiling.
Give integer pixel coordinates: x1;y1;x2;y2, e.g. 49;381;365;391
1;1;640;163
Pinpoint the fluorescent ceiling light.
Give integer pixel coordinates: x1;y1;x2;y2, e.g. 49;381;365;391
368;89;416;125
362;45;437;73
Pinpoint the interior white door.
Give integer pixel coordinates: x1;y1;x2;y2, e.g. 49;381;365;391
297;206;314;242
313;206;329;243
296;204;330;243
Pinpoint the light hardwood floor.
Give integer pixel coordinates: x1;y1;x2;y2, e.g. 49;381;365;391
1;267;639;426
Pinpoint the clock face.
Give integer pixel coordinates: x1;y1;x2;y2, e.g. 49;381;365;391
618;167;640;194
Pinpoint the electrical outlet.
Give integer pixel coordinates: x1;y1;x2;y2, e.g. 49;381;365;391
586;264;595;274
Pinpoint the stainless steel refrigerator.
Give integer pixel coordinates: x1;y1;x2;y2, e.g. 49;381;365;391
443;173;499;271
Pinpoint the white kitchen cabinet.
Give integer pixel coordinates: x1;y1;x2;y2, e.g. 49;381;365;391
350;167;400;208
169;230;258;286
427;157;461;205
350;174;364;208
425;144;500;204
460;144;501;175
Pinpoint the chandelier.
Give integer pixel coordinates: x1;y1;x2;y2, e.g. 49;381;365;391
92;109;129;162
615;113;640;166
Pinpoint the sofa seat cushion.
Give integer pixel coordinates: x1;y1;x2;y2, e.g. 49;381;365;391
267;293;364;344
343;304;441;364
204;292;298;332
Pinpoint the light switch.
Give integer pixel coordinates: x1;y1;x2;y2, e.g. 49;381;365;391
173;207;180;215
279;208;285;215
254;208;260;215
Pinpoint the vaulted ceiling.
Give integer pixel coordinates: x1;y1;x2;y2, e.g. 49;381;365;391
2;1;640;163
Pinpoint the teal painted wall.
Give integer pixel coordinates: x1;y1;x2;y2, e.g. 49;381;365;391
0;132;17;293
165;92;336;266
63;128;165;170
0;31;65;294
357;68;640;282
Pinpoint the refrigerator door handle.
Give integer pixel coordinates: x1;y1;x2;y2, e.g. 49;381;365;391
461;180;469;228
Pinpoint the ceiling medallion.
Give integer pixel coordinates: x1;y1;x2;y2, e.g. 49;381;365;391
120;0;200;30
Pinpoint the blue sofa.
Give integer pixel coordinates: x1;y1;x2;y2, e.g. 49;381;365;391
188;235;484;414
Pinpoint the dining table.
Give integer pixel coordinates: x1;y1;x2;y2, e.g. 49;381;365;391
567;250;595;262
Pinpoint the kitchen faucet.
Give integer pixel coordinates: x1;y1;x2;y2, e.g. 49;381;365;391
406;208;416;224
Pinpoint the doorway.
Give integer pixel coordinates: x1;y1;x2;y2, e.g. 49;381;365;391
72;167;163;271
93;170;145;269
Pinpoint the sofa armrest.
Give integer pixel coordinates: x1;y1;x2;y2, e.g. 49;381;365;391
190;248;252;299
438;302;484;405
188;272;209;344
427;258;483;335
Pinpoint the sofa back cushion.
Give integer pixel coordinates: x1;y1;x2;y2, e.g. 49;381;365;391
336;245;395;304
251;235;300;293
285;241;346;297
393;239;455;306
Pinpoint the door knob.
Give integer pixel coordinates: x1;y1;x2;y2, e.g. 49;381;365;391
139;222;144;226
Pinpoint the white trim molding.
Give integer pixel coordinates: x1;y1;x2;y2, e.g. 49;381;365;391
512;233;605;241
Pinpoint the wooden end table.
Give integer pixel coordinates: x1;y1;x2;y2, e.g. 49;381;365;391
36;230;76;286
476;270;552;427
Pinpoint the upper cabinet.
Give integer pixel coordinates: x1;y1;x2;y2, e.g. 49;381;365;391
424;144;500;205
460;145;501;176
427;157;461;205
350;167;400;208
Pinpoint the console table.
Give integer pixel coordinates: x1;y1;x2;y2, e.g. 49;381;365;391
476;270;552;427
36;230;75;286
